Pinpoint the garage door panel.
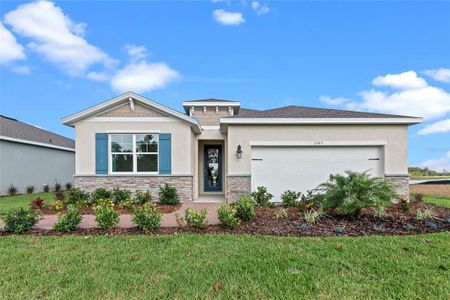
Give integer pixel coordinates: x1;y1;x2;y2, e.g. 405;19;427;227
251;146;383;201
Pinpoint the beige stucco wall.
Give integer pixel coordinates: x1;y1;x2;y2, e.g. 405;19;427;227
75;118;195;175
226;124;408;175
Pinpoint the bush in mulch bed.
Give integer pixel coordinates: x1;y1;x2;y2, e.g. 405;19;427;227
1;208;39;234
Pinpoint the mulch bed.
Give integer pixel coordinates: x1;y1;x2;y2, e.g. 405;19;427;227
3;201;449;237
36;203;180;215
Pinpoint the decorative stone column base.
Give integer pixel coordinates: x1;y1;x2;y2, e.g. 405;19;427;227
74;175;193;202
384;174;410;201
226;175;251;202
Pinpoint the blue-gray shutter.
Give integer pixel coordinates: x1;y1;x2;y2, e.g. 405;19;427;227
95;133;108;174
159;133;171;174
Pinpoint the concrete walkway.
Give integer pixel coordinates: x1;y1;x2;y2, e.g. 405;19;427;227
0;202;219;230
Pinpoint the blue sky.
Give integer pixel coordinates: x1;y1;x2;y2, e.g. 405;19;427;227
1;1;450;171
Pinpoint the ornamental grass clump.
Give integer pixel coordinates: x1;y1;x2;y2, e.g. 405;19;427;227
416;208;434;220
234;194;256;221
94;199;119;229
8;184;17;196
132;202;162;232
2;208;39;234
303;209;321;224
53;205;82;232
26;185;35;194
217;203;240;229
317;171;396;216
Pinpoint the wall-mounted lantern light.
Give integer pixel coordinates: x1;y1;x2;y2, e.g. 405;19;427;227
236;144;243;159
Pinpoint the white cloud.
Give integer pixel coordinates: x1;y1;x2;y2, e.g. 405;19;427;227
213;9;244;25
124;44;148;62
86;71;110;82
424;68;450;83
347;85;450;119
252;1;270;15
372;71;427;90
110;62;179;93
319;96;350;106
11;65;31;75
419;151;450;172
0;22;25;65
4;0;114;76
418;119;450;135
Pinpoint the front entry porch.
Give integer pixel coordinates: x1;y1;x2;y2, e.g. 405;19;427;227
197;140;226;201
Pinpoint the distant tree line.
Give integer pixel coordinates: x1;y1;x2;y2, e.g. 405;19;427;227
408;166;450;176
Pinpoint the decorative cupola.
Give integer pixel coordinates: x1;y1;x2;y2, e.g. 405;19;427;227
182;98;240;128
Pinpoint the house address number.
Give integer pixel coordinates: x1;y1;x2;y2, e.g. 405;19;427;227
314;141;324;145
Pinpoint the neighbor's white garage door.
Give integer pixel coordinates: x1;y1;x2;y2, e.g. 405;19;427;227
251;146;384;201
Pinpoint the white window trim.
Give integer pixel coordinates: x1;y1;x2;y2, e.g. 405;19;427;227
108;133;159;175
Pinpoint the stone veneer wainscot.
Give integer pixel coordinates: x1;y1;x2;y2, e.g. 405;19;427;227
384;174;410;201
74;175;193;202
226;175;251;202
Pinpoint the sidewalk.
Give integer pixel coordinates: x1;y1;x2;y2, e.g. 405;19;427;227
0;202;219;230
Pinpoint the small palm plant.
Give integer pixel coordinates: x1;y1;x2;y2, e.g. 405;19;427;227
317;171;397;216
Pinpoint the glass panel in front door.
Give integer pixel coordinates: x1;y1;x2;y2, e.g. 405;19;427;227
206;147;221;191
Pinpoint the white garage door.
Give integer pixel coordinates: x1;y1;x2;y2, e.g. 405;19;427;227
251;146;384;201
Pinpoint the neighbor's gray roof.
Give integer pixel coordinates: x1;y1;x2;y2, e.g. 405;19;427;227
230;106;417;119
0;115;75;149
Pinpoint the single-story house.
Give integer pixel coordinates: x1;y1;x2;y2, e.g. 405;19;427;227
0;115;75;195
62;92;422;202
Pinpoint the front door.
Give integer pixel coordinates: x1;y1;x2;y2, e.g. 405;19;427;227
204;145;222;192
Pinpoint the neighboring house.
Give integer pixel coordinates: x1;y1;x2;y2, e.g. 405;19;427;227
62;92;422;202
0;115;75;195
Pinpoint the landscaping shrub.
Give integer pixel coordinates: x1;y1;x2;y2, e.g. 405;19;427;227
135;190;152;204
26;185;35;194
54;182;61;192
281;190;301;207
94;200;119;229
8;184;17;196
132;202;162;232
65;182;72;190
234;195;256;221
43;184;50;193
118;198;134;210
251;186;273;207
2;208;39;234
91;188;111;204
217;203;240;229
53;205;82;232
317;171;396;216
51;200;64;212
184;208;208;229
159;184;180;205
55;191;65;201
298;190;323;211
66;188;90;206
373;205;386;218
30;197;45;210
111;188;132;204
399;199;410;212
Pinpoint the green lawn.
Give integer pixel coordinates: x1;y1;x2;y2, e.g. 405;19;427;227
0;192;56;215
0;233;449;299
424;196;450;208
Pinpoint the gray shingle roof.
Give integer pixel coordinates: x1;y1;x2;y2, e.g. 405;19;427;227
0;115;74;149
230;106;417;119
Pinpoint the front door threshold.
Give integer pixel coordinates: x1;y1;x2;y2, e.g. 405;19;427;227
195;194;226;203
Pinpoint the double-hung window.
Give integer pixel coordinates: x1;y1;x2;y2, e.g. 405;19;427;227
110;134;159;173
